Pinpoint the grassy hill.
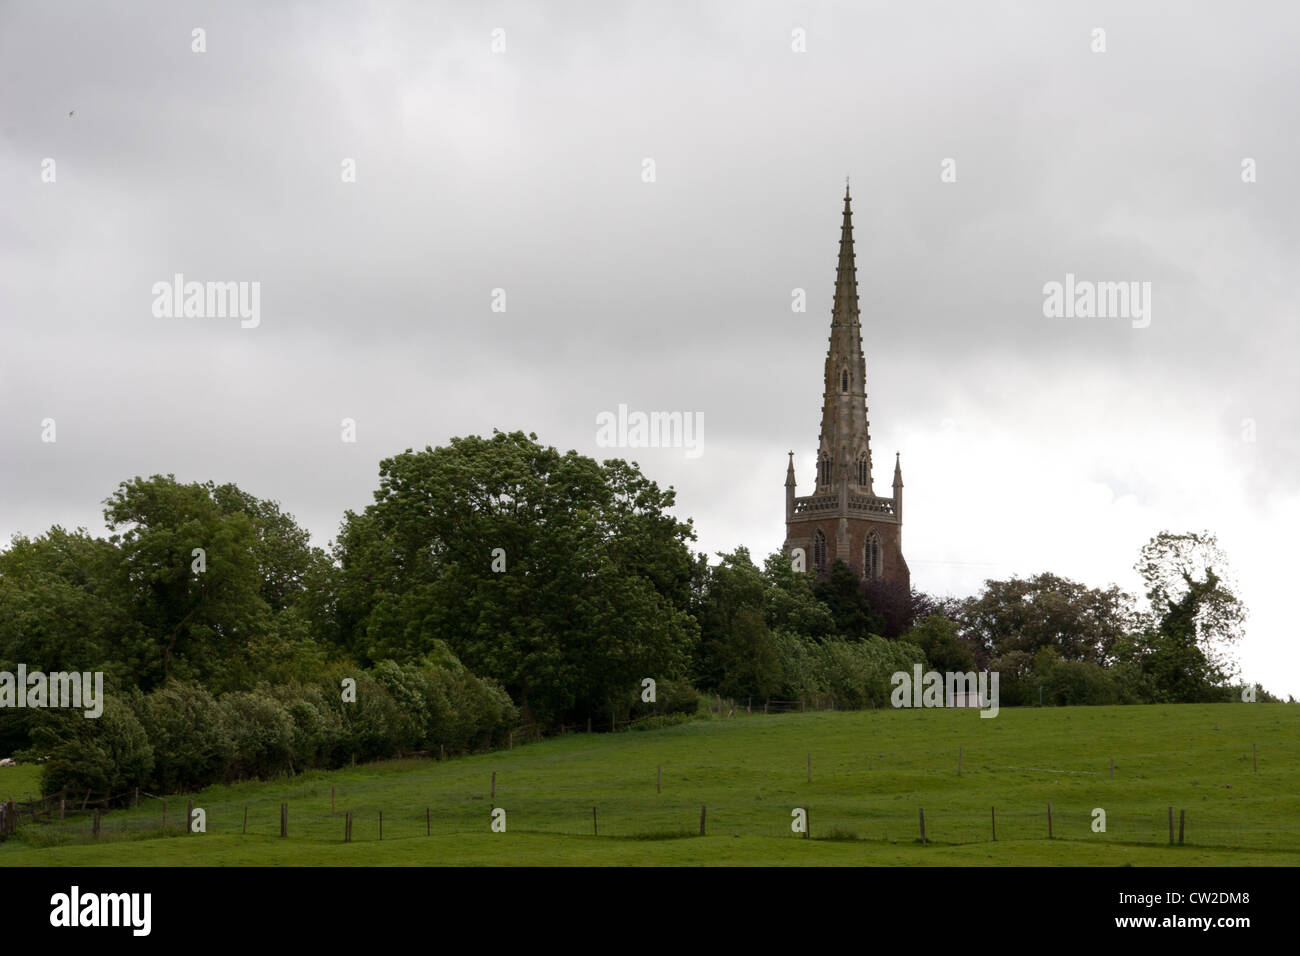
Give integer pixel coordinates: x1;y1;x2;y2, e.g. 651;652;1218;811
3;702;1297;866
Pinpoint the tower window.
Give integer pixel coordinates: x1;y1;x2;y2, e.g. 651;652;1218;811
841;369;849;393
856;453;869;486
818;454;832;487
813;529;827;570
865;532;882;580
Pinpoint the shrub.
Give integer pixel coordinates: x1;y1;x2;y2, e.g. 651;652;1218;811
26;695;154;803
134;681;232;793
219;690;296;780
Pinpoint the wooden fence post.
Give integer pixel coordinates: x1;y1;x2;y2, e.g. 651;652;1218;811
187;800;194;834
93;809;100;839
59;792;66;821
991;806;996;841
699;805;706;836
280;802;288;838
918;808;926;844
592;806;598;836
509;730;514;749
804;806;810;840
1178;809;1185;845
1047;803;1053;839
242;806;247;835
764;699;769;714
345;810;352;843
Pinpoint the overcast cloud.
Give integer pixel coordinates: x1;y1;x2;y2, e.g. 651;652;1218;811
2;1;1297;693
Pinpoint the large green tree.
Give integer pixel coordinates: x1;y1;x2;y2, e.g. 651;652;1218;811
814;560;883;640
691;548;784;697
333;431;698;726
103;475;327;690
959;572;1136;665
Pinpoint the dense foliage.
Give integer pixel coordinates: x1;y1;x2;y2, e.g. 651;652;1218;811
0;432;1271;800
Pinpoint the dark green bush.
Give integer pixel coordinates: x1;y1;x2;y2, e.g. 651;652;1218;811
26;695;154;803
134;680;232;792
219;690;296;780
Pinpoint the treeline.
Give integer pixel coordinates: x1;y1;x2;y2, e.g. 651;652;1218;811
0;430;1274;799
31;653;516;801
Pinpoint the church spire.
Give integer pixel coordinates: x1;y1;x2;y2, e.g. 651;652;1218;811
784;183;909;591
832;182;859;326
893;452;903;522
815;185;872;493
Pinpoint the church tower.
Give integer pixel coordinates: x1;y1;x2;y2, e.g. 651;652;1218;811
784;185;910;590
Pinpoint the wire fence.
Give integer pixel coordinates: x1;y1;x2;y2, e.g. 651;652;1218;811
10;788;1295;853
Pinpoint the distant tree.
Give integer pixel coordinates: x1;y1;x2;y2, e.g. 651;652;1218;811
959;572;1136;665
692;549;784;697
760;551;835;641
814;560;883;640
208;484;332;614
901;614;976;673
0;527;134;679
1130;531;1246;702
862;578;951;639
102;475;327;690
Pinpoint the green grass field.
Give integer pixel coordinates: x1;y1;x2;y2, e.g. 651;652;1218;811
3;702;1297;866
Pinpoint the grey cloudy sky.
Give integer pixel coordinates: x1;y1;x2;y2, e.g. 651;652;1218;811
2;2;1297;693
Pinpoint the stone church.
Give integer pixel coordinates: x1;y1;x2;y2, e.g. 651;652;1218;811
784;186;910;590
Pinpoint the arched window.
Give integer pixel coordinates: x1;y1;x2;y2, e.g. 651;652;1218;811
813;529;827;571
856;453;869;487
841;369;849;393
864;532;882;580
818;454;832;487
